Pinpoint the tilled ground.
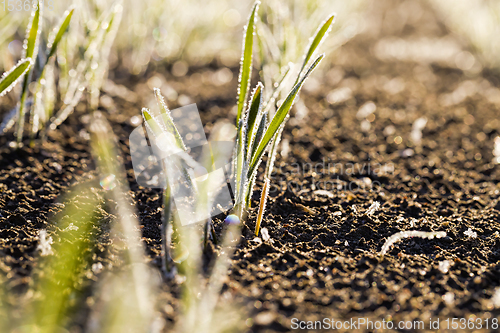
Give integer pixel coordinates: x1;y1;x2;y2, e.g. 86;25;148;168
1;0;500;332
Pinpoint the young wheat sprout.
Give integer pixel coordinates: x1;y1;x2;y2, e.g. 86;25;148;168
137;2;334;241
231;3;334;234
379;230;447;256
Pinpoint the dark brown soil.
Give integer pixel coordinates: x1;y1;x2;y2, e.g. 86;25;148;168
1;0;500;332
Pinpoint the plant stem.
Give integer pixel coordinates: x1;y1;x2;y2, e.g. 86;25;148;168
16;76;30;146
161;173;175;278
255;177;269;236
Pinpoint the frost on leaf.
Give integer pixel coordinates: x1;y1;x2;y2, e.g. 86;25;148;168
37;230;54;256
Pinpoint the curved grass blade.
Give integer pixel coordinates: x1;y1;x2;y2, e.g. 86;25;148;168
0;58;32;97
248;54;324;179
17;2;42;144
379;230;447;256
294;13;334;85
236;1;260;124
30;6;73;145
46;7;75;60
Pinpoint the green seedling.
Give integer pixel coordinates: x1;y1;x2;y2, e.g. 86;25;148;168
0;1;75;145
0;1;122;146
141;97;248;331
16;0;42;145
44;2;122;139
138;3;335;279
379;230;447;256
142;92;188;277
30;7;75;144
234;6;334;237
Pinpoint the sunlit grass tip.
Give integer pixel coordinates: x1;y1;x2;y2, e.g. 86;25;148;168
0;58;32;97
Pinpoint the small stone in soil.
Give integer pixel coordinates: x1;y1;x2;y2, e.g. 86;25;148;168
224;214;240;225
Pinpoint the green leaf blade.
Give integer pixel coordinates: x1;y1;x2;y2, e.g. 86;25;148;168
248;54;324;178
23;2;42;60
245;82;263;152
236;1;260;123
47;7;75;60
0;58;32;97
296;13;334;84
